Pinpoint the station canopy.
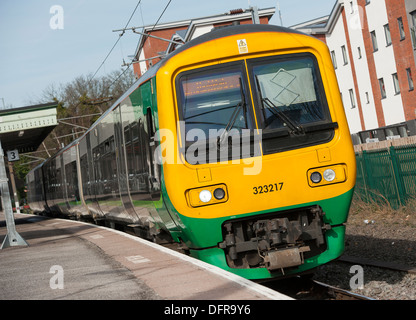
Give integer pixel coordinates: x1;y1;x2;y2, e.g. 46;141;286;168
0;102;58;154
0;102;57;249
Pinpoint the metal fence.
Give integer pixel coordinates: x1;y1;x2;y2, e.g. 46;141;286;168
355;144;416;209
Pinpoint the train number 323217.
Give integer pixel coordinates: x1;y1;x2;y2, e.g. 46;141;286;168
253;182;284;195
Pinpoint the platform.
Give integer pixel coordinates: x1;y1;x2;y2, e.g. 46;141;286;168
0;212;291;301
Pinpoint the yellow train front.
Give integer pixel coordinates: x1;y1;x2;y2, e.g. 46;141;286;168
155;24;356;279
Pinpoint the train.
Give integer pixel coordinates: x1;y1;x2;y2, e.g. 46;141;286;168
27;24;356;280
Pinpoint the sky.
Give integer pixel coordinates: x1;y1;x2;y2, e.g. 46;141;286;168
0;0;337;109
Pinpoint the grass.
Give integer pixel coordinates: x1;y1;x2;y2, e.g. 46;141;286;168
348;192;416;227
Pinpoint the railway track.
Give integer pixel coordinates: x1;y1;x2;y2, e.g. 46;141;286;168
260;254;416;300
311;279;375;300
338;255;416;275
309;255;416;300
260;275;375;300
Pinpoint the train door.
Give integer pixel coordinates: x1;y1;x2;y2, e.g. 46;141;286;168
123;84;161;231
64;145;81;216
140;79;181;234
88;132;104;216
73;143;90;218
79;138;91;206
79;134;103;217
141;80;161;201
44;158;57;212
113;104;137;221
59;153;70;214
41;163;51;213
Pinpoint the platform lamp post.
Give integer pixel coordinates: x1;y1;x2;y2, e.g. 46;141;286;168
0;140;28;249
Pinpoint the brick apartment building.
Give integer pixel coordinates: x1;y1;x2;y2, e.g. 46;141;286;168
292;0;416;143
131;7;275;76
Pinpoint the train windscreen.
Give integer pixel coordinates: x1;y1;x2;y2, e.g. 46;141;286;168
249;53;335;155
176;54;336;162
176;62;257;164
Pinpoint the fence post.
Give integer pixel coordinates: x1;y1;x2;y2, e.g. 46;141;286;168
389;146;406;206
356;153;369;201
361;150;374;198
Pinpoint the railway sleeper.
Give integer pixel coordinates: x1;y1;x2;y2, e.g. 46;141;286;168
219;206;330;272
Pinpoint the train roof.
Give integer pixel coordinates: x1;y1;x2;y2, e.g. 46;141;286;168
102;24;307;120
160;24;305;65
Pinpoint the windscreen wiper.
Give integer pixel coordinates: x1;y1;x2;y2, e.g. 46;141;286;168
255;75;304;135
217;77;247;148
262;98;304;135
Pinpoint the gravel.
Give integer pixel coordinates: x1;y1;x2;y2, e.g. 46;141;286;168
312;198;416;300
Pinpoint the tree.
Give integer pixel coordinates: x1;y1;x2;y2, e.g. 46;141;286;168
16;68;135;204
12;155;31;202
36;67;136;162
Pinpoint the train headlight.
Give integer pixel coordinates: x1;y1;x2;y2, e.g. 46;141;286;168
310;172;322;184
213;188;226;200
187;184;228;207
323;169;336;182
199;190;212;203
307;164;347;187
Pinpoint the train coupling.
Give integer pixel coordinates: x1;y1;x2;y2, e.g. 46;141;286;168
219;205;330;272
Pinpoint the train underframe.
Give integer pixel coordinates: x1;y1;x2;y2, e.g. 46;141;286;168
218;205;330;273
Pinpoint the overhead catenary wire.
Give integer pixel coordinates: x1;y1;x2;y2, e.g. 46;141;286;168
61;0;143;130
148;0;173;33
113;0;174;43
24;0;145;157
90;0;143;82
139;0;173;47
108;0;174;90
58;0;173;137
90;0;174;93
106;64;133;91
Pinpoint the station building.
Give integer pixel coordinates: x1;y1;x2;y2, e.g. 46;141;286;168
291;0;416;144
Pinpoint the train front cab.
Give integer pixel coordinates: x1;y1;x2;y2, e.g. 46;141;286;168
156;25;357;279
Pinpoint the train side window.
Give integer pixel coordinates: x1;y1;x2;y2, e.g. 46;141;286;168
131;122;139;141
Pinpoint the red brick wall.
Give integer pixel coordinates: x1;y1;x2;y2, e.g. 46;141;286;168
213;16;269;28
133;17;270;76
133;26;188;76
313;33;327;44
385;0;416;121
357;0;386;127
